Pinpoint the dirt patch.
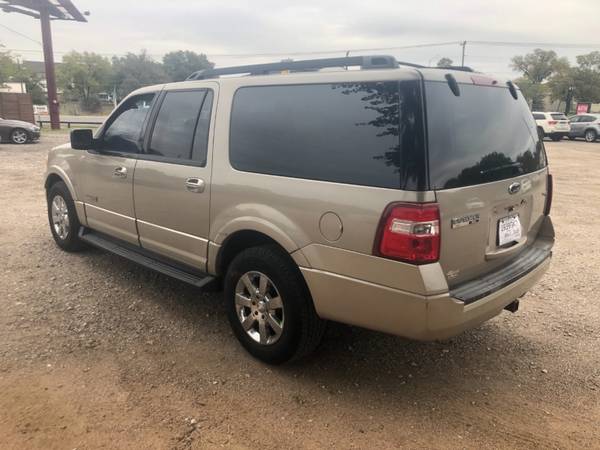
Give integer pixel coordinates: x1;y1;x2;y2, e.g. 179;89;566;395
1;135;599;449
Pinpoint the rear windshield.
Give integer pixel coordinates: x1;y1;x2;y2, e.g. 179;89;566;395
230;80;427;190
426;81;546;190
551;113;567;120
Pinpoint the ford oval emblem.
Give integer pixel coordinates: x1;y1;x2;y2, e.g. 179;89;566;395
508;182;521;195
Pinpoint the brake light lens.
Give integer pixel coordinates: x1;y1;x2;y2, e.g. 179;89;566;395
548;120;558;125
544;173;553;216
374;203;440;264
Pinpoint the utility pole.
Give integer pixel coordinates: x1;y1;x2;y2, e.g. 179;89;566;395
460;41;467;67
39;5;59;129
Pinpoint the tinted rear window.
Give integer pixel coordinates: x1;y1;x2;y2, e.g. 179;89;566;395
229;81;426;190
426;82;546;190
551;113;567;120
533;113;545;120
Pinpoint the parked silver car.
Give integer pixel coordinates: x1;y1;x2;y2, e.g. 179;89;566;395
568;113;600;142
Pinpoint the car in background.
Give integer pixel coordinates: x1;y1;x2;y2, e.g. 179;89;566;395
567;114;600;142
0;117;41;144
533;112;571;141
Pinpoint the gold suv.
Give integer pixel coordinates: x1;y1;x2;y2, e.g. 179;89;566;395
45;56;554;364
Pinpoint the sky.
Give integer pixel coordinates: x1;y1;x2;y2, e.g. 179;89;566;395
1;0;600;78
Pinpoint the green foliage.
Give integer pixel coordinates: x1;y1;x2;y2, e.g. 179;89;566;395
436;57;454;68
57;51;112;111
111;51;169;100
0;50;19;85
163;50;214;82
511;49;567;84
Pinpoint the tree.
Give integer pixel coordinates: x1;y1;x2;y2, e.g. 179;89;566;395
112;51;169;99
162;50;214;82
436;57;453;68
0;50;18;85
511;49;568;110
57;51;112;111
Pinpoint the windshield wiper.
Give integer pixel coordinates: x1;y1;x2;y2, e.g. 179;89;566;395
480;162;522;175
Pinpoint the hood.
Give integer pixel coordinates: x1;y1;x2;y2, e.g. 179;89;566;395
0;119;38;129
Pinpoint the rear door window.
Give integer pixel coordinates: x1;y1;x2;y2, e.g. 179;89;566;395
229;80;426;190
148;89;212;164
426;81;546;190
551;113;567;120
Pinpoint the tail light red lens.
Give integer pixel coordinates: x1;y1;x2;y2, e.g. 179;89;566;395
544;173;553;216
548;120;558;125
374;203;441;264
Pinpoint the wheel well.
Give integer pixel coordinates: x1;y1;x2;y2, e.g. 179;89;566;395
216;230;290;276
45;173;64;191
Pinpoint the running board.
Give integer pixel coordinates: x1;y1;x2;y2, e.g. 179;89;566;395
78;228;215;289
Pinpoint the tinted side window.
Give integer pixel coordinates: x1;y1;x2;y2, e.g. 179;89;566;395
149;90;208;161
102;93;155;153
579;115;594;123
230;81;426;190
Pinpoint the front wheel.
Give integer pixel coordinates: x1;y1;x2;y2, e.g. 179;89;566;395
225;245;326;364
10;128;29;144
47;181;86;252
585;129;597;142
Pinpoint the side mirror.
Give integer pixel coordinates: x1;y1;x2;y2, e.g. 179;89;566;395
70;129;94;150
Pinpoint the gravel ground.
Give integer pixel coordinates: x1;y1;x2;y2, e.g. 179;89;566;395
1;133;599;449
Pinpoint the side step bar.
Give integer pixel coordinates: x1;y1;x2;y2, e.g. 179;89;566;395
78;228;215;289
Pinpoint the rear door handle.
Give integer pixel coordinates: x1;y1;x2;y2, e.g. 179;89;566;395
185;177;205;193
113;166;127;178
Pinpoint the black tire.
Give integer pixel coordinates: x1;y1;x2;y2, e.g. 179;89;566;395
568;136;576;141
225;244;326;364
10;128;29;144
47;181;86;252
550;134;562;142
584;129;597;143
537;127;545;140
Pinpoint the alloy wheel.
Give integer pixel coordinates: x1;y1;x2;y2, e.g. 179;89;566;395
235;271;285;345
51;195;70;240
11;129;28;144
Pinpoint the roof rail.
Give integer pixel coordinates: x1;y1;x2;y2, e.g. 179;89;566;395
187;55;421;80
431;65;475;72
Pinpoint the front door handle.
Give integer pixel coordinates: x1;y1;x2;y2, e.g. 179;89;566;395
185;177;205;193
113;166;127;178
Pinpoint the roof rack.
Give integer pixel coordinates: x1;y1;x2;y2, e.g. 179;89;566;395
186;55;423;80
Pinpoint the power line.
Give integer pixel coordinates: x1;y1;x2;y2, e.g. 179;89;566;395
0;22;41;46
2;41;463;59
469;40;600;49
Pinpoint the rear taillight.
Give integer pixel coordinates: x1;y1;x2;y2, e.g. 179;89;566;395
374;203;440;264
548;120;558;125
544;174;553;216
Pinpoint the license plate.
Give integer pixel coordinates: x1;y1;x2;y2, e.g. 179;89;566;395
498;214;522;246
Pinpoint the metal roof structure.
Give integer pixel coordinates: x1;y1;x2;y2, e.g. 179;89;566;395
0;0;87;21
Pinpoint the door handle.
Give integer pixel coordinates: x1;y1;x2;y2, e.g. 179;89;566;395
113;167;127;178
185;177;205;193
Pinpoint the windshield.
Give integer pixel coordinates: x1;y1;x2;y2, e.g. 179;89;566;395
426;81;546;190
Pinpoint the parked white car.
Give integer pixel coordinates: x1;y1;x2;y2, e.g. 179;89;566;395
533;112;571;141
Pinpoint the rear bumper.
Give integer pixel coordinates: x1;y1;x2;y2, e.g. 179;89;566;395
301;216;554;340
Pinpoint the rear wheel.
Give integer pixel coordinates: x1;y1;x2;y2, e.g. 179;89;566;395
47;181;86;252
10;128;29;144
225;245;326;364
585;129;597;142
550;133;562;142
568;135;576;141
